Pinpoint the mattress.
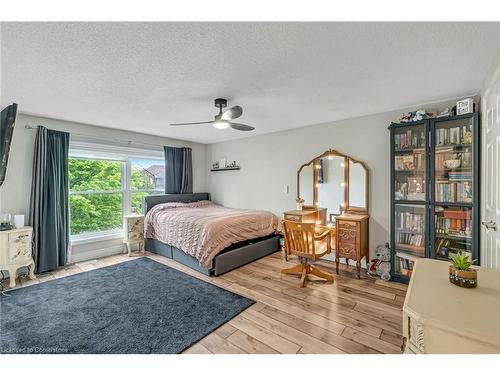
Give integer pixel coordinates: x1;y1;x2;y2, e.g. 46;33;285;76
144;200;279;268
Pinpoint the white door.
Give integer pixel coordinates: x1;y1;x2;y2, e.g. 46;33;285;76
481;63;500;269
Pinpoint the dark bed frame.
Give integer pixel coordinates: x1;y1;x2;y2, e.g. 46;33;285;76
143;193;281;276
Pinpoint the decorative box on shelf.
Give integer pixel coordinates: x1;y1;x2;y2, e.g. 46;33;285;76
0;226;36;288
211;159;240;171
123;215;145;257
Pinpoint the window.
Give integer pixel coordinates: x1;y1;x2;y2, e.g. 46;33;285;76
69;158;124;236
130;158;165;214
69;149;165;239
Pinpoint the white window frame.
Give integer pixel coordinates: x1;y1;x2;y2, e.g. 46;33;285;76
69;140;164;244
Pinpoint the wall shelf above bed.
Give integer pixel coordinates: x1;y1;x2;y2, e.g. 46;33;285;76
210;167;241;171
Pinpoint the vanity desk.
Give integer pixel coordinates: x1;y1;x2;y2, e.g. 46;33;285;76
283;207;326;224
286;148;370;278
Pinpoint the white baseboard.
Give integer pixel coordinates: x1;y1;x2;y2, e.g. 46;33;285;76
69;244;125;264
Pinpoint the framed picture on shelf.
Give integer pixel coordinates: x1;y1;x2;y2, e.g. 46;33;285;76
456;98;473;115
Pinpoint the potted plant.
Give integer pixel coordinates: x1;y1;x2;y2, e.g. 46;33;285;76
449;253;477;288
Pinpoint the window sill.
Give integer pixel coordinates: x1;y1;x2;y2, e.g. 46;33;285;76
71;232;124;246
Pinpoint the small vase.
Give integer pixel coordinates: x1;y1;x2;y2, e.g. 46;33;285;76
449;265;477;288
14;214;25;229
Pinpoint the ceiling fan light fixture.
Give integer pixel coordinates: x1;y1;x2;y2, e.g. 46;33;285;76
213;120;229;129
170;99;253;131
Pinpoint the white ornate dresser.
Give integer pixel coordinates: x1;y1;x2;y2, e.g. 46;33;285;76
0;226;36;288
403;258;500;353
123;214;145;256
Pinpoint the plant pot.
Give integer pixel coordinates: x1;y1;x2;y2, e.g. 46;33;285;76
449;265;477;288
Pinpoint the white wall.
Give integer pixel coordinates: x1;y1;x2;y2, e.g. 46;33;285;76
0;97;478;263
207;98;468;258
0;113;208;261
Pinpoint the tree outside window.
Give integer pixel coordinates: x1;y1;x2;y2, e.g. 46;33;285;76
69;157;165;237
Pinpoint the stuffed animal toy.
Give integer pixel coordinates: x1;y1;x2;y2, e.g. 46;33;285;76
368;243;391;281
400;109;435;123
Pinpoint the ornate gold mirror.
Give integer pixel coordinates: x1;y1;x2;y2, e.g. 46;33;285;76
347;159;369;212
297;149;368;222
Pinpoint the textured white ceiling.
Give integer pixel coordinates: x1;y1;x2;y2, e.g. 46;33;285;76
1;22;499;144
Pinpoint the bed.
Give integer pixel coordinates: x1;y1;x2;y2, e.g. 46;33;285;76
143;193;281;276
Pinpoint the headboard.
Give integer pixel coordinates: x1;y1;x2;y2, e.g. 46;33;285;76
144;193;211;215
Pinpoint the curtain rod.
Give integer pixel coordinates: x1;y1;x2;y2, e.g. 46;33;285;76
24;125;173;150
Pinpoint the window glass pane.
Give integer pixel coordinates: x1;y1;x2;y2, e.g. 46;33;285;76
69;159;122;192
131;191;160;214
434;117;474;203
69;157;123;236
434;206;473;260
394;203;426;278
393;124;426;201
394;204;426;257
130;158;165;192
69;193;123;235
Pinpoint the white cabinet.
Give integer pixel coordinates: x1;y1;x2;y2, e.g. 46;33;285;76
123;215;144;256
0;227;36;288
403;258;500;353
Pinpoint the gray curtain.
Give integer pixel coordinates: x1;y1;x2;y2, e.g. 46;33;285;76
164;146;193;194
29;126;70;273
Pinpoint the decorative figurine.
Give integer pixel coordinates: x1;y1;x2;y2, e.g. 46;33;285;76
462;131;472;144
400;109;433;123
296;197;304;210
436;108;451;118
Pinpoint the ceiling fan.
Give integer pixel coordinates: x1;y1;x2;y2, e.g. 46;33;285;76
170;98;255;131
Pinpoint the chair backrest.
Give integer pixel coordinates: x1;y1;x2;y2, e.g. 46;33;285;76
283;220;317;258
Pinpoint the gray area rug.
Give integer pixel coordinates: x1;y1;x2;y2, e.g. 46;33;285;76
0;257;254;354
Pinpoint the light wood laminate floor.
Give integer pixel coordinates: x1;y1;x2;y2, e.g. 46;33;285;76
2;251;406;354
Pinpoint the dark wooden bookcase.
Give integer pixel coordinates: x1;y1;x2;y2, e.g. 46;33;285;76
389;113;479;283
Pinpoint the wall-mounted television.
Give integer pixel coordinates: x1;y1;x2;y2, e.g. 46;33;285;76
0;103;18;187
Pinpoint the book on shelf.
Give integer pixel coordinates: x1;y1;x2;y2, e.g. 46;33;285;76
395;210;425;250
396;233;424;247
435;123;471;146
394;128;425;150
395;254;415;276
435;181;472;202
396;210;424;232
395;153;425;171
436;210;472;236
448;171;472;181
435;238;472;259
443;209;471;220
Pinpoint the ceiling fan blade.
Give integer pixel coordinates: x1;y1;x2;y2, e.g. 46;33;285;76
221;106;243;121
170;121;213;126
229;122;255;131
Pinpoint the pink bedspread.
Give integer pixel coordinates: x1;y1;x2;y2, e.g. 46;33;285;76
144;200;279;268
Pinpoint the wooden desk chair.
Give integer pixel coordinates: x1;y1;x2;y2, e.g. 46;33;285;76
281;220;334;288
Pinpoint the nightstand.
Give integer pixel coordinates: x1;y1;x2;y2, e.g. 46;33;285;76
123;215;145;257
0;226;36;288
